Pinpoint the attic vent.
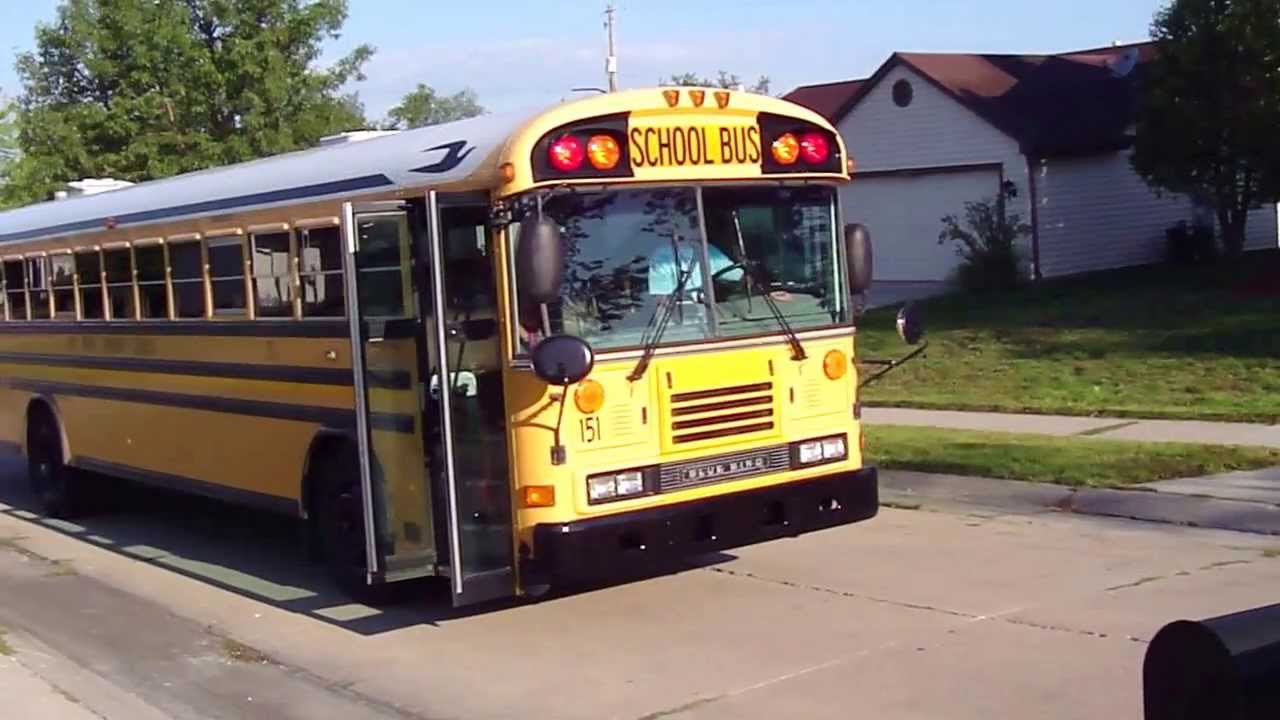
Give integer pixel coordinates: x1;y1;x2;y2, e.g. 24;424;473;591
892;79;914;108
1107;49;1139;78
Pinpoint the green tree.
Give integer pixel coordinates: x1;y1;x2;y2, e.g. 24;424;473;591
0;93;17;188
384;84;484;129
1131;0;1280;257
665;71;771;95
2;0;374;207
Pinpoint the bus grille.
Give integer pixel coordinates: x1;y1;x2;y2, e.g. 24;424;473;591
669;382;775;445
658;444;792;492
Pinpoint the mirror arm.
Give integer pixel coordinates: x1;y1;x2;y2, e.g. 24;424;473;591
857;341;929;390
549;389;569;465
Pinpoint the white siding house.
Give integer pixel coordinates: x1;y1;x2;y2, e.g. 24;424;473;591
837;64;1031;282
786;43;1280;288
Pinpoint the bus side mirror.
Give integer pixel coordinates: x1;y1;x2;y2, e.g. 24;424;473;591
515;217;564;305
531;335;595;386
897;302;925;345
845;223;873;295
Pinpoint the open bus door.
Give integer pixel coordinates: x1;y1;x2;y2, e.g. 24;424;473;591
423;190;517;606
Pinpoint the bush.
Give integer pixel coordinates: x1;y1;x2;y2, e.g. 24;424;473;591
1165;221;1218;266
938;196;1030;292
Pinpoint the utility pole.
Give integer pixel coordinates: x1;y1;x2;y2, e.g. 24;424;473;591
604;2;619;92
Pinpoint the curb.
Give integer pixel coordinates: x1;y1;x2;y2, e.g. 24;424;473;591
880;470;1280;536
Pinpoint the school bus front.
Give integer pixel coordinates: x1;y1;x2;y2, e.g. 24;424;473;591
494;89;877;590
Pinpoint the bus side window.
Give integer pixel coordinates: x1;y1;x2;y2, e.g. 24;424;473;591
103;247;135;321
135;244;169;319
3;260;24;320
76;251;104;320
251;231;294;318
208;237;247;316
169;242;205;319
50;255;76;318
27;257;51;320
299;226;344;317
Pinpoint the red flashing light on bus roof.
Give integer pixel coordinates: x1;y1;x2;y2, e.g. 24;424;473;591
548;134;585;172
799;132;830;165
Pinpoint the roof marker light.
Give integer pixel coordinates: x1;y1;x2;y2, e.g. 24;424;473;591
714;90;730;109
662;89;680;107
689;89;706;107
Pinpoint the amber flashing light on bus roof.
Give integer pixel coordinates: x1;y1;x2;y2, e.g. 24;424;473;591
770;133;800;165
548;135;585;172
586;135;621;170
689;89;705;107
799;132;830;165
662;89;680;107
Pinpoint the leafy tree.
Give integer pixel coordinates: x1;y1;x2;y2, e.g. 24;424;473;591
1131;0;1280;257
384;84;484;129
0;93;17;188
2;0;373;207
665;71;771;95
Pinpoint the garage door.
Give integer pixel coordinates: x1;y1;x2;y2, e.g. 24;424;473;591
839;168;1000;282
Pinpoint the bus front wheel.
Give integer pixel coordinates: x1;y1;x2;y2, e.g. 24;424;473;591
26;407;87;519
313;449;374;597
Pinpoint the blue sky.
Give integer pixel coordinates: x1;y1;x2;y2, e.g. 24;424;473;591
1;0;1163;120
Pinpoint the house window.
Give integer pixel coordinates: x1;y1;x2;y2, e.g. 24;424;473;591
104;248;135;320
892;79;914;108
207;237;247;315
51;255;76;318
27;257;51;320
251;232;294;318
135;244;168;319
169;242;205;318
299;226;344;317
4;260;26;320
76;251;104;320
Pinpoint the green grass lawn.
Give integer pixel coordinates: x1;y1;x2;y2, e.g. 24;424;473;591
866;425;1280;487
856;250;1280;422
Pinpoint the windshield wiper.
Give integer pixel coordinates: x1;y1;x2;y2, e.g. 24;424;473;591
628;235;696;382
731;211;806;361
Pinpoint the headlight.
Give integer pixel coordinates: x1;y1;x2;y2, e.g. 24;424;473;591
586;469;651;504
793;435;848;466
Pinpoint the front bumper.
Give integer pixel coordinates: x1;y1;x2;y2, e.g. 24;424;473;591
521;466;878;589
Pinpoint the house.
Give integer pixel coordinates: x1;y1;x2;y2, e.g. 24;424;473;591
784;42;1280;289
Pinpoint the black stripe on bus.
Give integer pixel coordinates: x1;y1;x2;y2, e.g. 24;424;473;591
0;174;397;244
3;378;415;434
0;351;412;390
72;456;300;517
0;320;351;338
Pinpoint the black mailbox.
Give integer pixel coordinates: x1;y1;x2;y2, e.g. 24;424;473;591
1144;603;1280;719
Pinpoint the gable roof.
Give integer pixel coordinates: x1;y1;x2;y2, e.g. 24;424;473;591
786;41;1156;157
781;79;866;122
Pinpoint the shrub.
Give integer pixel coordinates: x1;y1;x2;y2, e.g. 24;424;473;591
938;196;1030;292
1165;221;1218;266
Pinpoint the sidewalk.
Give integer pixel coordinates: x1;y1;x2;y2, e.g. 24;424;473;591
864;407;1280;448
0;645;103;720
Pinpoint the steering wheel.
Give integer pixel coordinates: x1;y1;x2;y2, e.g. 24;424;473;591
711;262;749;283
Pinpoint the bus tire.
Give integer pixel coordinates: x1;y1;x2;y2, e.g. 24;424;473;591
26;406;87;519
312;447;375;598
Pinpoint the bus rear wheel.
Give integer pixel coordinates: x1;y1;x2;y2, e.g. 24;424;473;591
313;449;374;597
26;407;86;519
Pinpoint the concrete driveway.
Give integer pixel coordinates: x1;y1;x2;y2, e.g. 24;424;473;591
0;458;1277;719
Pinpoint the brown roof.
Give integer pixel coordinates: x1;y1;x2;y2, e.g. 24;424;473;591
781;79;866;122
786;41;1156;157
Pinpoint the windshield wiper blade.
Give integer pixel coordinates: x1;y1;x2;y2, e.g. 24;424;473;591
730;210;806;361
628;247;696;382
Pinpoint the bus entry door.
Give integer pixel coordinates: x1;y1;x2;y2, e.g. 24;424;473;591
341;202;437;585
424;190;516;606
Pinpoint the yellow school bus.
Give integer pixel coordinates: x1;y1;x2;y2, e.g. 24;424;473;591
0;88;903;605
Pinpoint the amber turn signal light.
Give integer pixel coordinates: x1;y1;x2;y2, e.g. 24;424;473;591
823;350;848;380
575;379;606;413
522;485;556;507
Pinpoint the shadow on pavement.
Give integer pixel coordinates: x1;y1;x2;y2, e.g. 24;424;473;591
0;457;732;635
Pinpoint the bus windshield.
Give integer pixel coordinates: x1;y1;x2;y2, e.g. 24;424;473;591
513;185;846;353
